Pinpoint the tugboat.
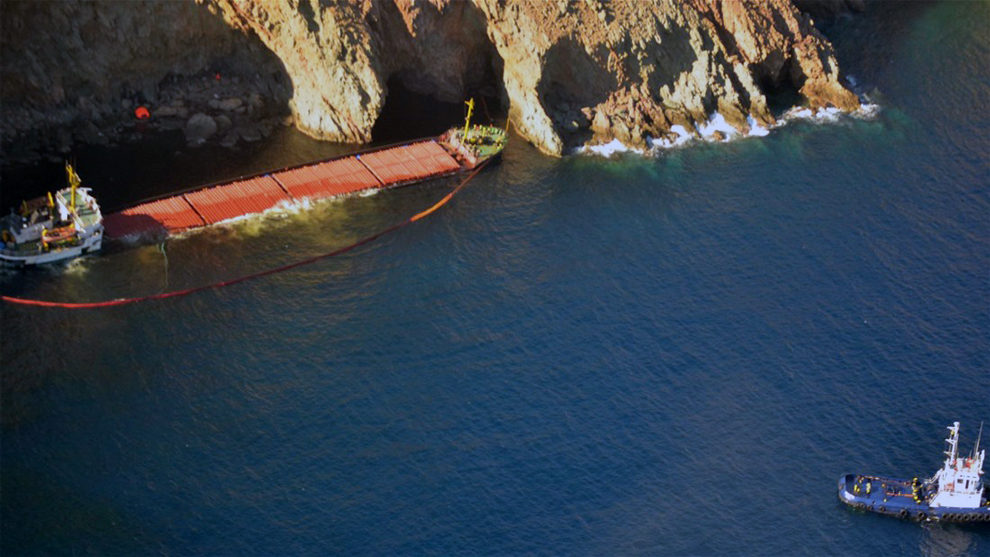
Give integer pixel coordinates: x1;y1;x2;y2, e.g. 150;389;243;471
0;163;104;266
838;422;990;522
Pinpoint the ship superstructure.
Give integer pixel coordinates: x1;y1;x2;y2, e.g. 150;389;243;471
1;163;104;266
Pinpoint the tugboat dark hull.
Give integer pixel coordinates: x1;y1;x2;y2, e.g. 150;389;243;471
838;473;990;522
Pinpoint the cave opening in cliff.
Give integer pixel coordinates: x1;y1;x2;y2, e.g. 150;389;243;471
537;38;616;149
758;62;805;117
370;42;506;144
368;0;506;144
371;78;505;145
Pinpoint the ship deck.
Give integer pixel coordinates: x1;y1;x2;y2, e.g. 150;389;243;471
103;137;471;240
838;473;990;522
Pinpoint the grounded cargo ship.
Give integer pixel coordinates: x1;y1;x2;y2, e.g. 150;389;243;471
104;101;507;241
838;421;990;523
1;163;104;266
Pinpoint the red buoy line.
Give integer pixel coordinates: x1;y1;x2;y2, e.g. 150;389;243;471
1;160;491;309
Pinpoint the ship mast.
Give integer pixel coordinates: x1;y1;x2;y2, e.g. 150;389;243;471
462;98;475;141
65;162;81;216
973;421;983;459
944;421;960;466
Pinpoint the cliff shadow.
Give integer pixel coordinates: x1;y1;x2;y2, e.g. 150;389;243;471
537;37;616;151
758;58;806;117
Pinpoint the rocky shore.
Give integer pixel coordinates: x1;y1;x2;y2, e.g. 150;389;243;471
1;0;864;163
0;0;291;166
3;70;291;166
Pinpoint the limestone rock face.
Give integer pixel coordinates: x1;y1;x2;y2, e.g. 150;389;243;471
200;0;383;142
201;0;497;143
204;0;860;155
2;0;860;157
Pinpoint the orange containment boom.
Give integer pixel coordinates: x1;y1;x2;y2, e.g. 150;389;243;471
103;139;463;241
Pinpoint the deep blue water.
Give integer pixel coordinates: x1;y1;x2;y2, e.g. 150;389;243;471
2;3;988;555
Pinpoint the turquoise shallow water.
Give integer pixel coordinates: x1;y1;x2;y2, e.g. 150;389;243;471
2;3;989;555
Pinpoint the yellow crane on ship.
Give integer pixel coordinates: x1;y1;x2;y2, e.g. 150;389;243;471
462;98;475;142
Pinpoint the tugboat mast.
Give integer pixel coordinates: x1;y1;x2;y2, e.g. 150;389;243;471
973;422;984;459
944;421;960;463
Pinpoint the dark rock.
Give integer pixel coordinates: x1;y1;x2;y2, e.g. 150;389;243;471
158;118;184;131
75;121;102;144
236;123;262;142
219;98;243;111
248;92;264;110
155;105;185;117
184;112;217;144
220;131;239;148
56;128;72;153
216;114;233;133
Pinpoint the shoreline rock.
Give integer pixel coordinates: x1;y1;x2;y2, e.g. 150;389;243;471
2;0;862;162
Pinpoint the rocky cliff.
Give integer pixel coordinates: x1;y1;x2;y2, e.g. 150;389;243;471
1;0;860;159
0;0;292;160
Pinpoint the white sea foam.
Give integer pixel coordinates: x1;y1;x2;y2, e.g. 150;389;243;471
582;138;635;157
669;125;693;145
649;125;695;149
696;112;738;141
63;257;91;276
782;105;844;123
852;101;881;120
786;107;815;120
746;116;770;137
577;96;881;157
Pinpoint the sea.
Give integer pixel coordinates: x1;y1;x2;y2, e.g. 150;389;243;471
1;2;988;555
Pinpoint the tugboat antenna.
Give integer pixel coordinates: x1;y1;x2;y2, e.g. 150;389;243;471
973;421;983;459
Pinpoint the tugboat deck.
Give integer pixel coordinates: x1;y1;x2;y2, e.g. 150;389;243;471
838;422;990;523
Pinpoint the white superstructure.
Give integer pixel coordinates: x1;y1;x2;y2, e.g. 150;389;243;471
0;163;103;266
929;421;985;508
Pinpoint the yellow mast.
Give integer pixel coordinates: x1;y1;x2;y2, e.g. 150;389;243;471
65;162;81;214
462;98;475;141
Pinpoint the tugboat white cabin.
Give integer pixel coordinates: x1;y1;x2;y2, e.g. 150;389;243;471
930;422;985;509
